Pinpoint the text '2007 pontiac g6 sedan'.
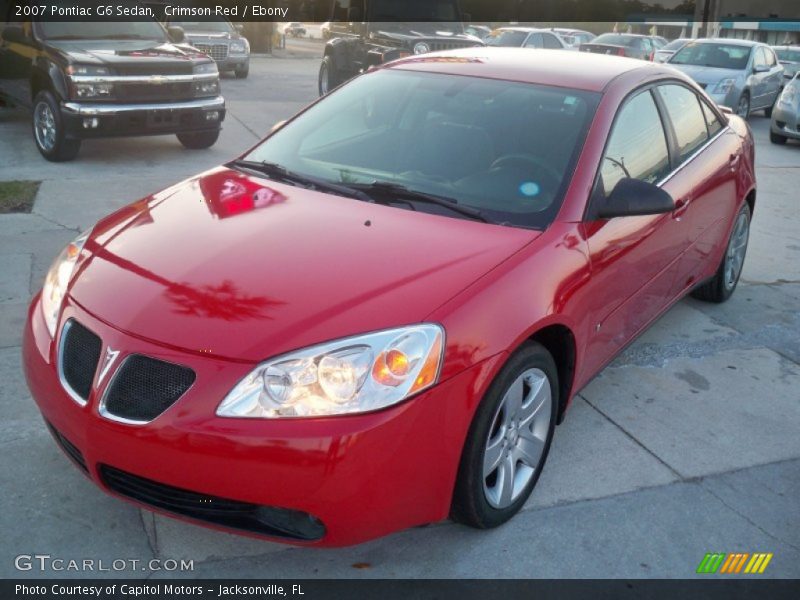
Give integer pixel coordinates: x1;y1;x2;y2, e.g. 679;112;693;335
23;48;756;546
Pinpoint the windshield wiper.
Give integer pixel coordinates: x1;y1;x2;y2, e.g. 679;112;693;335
228;160;374;202
350;181;492;224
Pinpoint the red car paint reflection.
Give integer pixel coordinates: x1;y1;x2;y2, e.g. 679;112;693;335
22;49;756;546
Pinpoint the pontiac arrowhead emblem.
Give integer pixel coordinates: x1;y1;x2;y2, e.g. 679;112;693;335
97;346;121;385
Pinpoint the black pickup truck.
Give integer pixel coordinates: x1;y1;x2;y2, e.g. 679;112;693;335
319;0;483;95
0;16;225;161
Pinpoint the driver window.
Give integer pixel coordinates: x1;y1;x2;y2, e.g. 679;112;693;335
753;48;767;68
598;90;670;199
542;33;562;49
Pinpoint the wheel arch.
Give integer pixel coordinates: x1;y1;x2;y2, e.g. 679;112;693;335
527;323;577;425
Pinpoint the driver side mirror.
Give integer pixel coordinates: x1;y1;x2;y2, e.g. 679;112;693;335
2;26;29;45
167;26;185;43
753;64;769;73
596;178;675;220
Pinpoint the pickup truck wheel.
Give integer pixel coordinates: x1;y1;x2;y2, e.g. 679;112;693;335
234;65;249;79
770;130;787;145
318;56;340;96
32;91;81;162
177;130;219;149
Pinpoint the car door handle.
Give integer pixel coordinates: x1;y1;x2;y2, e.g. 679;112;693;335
673;196;691;220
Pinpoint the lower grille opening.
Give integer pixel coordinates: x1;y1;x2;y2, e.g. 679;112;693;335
99;465;326;541
45;422;88;473
102;355;196;422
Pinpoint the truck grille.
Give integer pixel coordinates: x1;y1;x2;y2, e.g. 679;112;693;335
59;320;102;404
427;40;480;52
117;82;195;102
99;465;326;540
102;355;195;423
195;44;229;61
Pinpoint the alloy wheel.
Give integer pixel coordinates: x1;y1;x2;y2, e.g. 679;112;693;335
736;95;750;119
482;368;552;509
724;210;749;290
34;101;57;152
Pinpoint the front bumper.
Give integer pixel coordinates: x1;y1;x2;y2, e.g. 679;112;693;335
61;96;225;139
771;103;800;139
215;55;249;71
23;295;503;546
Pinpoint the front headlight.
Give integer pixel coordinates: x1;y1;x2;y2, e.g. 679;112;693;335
67;65;114;99
41;230;91;338
230;40;248;53
779;84;798;106
713;78;737;95
193;61;218;74
217;324;444;418
66;65;111;76
413;42;431;55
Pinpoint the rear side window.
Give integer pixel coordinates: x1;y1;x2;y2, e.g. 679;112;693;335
657;84;709;163
700;100;723;137
598;90;670;197
523;33;543;48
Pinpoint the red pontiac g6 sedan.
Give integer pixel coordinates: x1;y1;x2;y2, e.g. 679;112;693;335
23;49;755;546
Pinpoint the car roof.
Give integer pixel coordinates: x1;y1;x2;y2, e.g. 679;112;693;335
691;38;762;47
596;33;650;38
497;27;557;33
384;47;670;93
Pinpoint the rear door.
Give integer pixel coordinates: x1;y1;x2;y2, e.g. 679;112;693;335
653;82;740;292
751;47;771;108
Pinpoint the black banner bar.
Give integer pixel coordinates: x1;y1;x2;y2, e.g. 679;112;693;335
3;0;800;23
4;580;800;600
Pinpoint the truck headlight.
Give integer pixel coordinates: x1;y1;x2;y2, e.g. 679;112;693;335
217;325;444;418
193;61;218;74
230;40;248;54
193;79;220;97
41;230;91;338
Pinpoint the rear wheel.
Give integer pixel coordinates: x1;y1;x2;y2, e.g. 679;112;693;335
451;342;558;529
692;204;750;303
770;130;787;145
176;130;220;149
32;91;81;161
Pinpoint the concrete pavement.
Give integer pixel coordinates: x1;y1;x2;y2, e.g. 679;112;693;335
0;56;798;579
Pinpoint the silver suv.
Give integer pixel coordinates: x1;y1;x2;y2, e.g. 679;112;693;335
167;17;250;79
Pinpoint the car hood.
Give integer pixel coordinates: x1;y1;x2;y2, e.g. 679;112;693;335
184;31;240;40
70;167;537;362
372;29;482;44
46;40;209;72
669;63;743;86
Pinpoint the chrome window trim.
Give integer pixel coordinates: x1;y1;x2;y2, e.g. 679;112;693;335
656;123;730;188
69;73;218;84
57;319;90;408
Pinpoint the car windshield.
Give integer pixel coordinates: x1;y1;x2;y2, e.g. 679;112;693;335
661;39;688;51
486;30;529;47
169;19;234;33
38;20;167;41
670;43;752;69
776;48;800;63
594;34;639;47
240;69;599;229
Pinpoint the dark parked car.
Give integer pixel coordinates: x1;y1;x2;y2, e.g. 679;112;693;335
0;17;224;161
319;0;483;95
165;16;250;79
580;33;659;61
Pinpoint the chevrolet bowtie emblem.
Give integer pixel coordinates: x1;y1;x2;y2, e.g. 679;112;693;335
149;75;168;85
97;346;121;385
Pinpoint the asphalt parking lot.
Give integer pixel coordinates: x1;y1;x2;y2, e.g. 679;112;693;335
1;54;799;579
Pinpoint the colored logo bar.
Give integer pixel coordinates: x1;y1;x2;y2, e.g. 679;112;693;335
697;553;773;574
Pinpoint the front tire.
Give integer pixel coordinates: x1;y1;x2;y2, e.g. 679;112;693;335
32;91;81;162
318;56;341;96
736;92;751;119
451;342;558;529
234;65;249;79
177;130;220;149
692;203;751;303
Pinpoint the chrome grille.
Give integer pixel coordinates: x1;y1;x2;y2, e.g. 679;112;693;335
117;82;195;102
195;44;229;61
427;40;480;52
